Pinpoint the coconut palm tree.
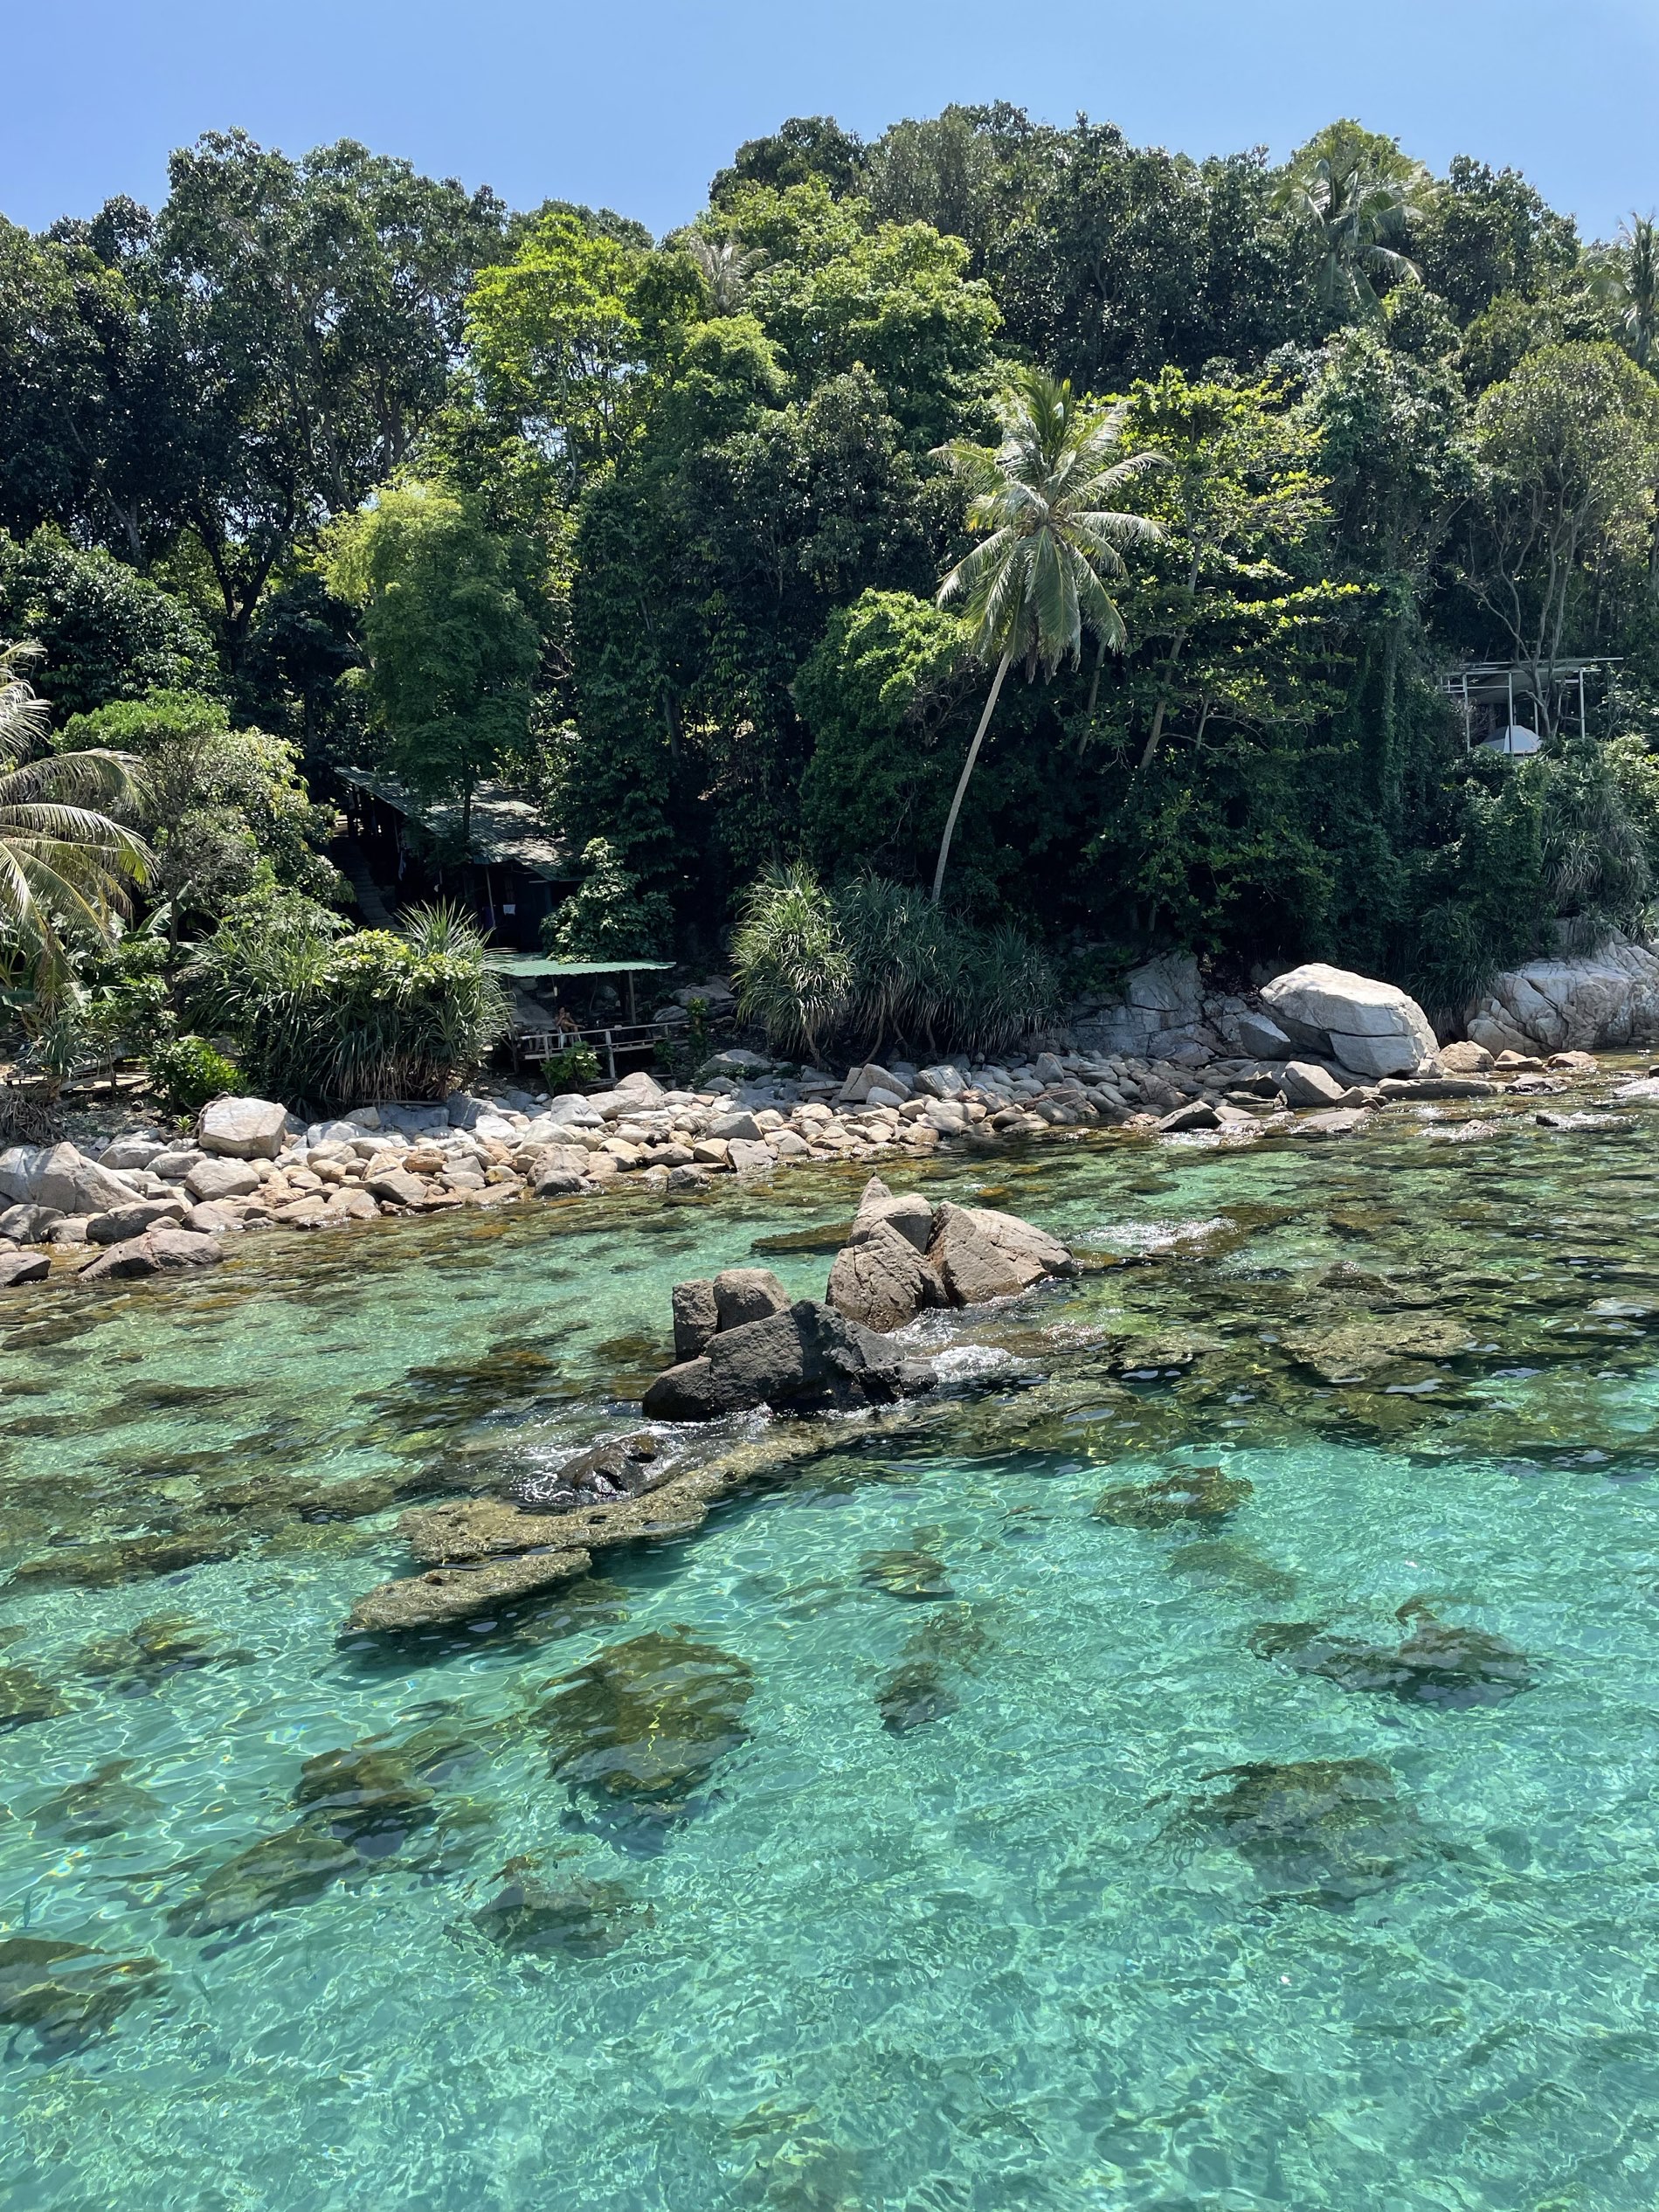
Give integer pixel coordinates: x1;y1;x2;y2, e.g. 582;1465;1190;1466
0;642;150;997
1593;215;1659;369
1278;157;1421;322
930;368;1165;902
681;233;764;315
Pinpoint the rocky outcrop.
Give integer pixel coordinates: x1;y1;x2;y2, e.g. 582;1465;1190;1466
1470;936;1659;1054
928;1201;1075;1304
197;1097;290;1160
822;1176;1075;1330
0;1143;140;1215
1260;964;1439;1078
347;1548;594;1632
642;1298;936;1421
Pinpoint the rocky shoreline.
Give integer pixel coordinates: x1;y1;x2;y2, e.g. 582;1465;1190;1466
0;958;1637;1292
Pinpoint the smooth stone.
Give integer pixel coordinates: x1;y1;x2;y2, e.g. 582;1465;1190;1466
197;1097;288;1160
712;1267;791;1331
77;1227;225;1282
926;1202;1075;1305
184;1157;262;1202
86;1197;191;1244
672;1278;719;1360
0;1249;49;1288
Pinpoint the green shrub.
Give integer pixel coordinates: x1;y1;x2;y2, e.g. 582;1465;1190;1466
541;1040;601;1091
543;838;673;959
149;1034;242;1118
183;893;508;1107
733;866;1055;1061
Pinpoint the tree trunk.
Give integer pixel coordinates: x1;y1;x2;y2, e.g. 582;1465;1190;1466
931;652;1012;905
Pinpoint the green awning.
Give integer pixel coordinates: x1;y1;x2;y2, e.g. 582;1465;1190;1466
484;957;676;978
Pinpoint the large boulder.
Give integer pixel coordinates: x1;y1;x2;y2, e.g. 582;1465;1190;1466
849;1175;934;1254
86;1197;191;1245
711;1267;790;1330
1260;964;1438;1078
1473;937;1659;1054
0;1249;49;1289
78;1227;225;1282
31;1144;141;1217
197;1097;288;1160
642;1299;935;1421
927;1202;1076;1306
828;1220;944;1331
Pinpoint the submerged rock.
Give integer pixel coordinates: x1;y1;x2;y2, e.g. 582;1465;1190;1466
874;1659;960;1733
290;1745;439;1853
0;1934;164;2050
78;1227;225;1282
536;1629;755;1825
1280;1313;1469;1384
1248;1610;1531;1706
75;1612;250;1690
346;1545;593;1633
0;1662;70;1731
508;1432;660;1512
471;1872;643;1958
167;1820;361;1936
10;1527;245;1588
1095;1465;1254;1529
860;1548;956;1600
1185;1756;1423;1901
31;1761;160;1843
1166;1540;1298;1601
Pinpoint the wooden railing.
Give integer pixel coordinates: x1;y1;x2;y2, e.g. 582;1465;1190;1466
515;1020;679;1083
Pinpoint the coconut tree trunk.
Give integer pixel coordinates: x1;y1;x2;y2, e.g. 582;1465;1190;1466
931;651;1012;905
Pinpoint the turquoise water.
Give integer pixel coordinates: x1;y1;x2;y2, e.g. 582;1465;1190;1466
5;1102;1659;2209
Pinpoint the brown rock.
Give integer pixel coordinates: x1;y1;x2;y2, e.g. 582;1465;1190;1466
827;1218;942;1331
363;1168;429;1207
926;1202;1075;1306
712;1267;791;1331
346;1548;593;1633
672;1277;719;1359
78;1227;225;1281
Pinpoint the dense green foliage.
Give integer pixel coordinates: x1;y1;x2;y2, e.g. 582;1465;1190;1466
183;894;508;1105
148;1032;243;1117
733;863;1055;1061
5;104;1659;1040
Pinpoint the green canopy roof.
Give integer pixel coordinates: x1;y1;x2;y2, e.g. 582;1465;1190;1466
484;956;675;978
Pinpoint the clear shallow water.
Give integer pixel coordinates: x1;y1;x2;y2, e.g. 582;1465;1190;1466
4;1103;1659;2209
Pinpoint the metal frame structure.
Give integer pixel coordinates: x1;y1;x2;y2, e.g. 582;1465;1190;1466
484;956;678;1083
1441;659;1622;752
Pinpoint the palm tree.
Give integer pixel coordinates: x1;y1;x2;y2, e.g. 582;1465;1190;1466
0;642;150;998
1278;157;1421;322
930;368;1165;902
681;233;764;315
1593;215;1659;368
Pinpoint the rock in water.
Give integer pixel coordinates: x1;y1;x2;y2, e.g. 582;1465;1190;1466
827;1219;943;1331
1184;1757;1422;1902
926;1201;1075;1305
642;1299;935;1421
671;1278;719;1359
1261;962;1439;1079
0;1249;49;1288
1248;1611;1530;1706
535;1629;755;1825
346;1547;593;1632
78;1227;225;1282
197;1096;289;1159
712;1267;791;1330
849;1175;935;1253
0;1935;164;2050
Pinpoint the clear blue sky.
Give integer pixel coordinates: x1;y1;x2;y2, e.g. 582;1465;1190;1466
7;0;1657;241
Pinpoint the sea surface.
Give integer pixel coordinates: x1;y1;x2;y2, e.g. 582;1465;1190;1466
4;1089;1659;2210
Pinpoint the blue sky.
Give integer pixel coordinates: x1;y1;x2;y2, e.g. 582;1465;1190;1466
7;0;1657;240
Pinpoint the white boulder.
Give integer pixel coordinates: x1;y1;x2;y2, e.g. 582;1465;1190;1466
1261;963;1438;1078
197;1096;289;1160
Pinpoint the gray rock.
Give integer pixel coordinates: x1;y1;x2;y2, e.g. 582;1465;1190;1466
148;1149;204;1182
98;1137;168;1172
914;1063;969;1098
1479;936;1659;1053
1279;1061;1358;1109
86;1197;191;1244
1289;1108;1370;1139
78;1227;225;1281
709;1111;763;1142
1261;964;1438;1078
188;1201;245;1234
446;1090;486;1128
827;1219;943;1331
1234;1009;1294;1059
1375;1075;1496;1100
29;1143;141;1216
727;1139;775;1175
673;1277;720;1359
642;1299;935;1421
197;1096;289;1159
46;1217;89;1246
1438;1040;1495;1074
713;1267;791;1331
363;1168;429;1207
184;1157;262;1202
0;1202;62;1242
375;1103;451;1136
927;1203;1075;1306
0;1144;45;1203
531;1170;584;1198
0;1249;49;1288
1158;1100;1221;1132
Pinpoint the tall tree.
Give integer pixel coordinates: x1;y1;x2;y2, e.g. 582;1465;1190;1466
328;485;540;843
930;369;1165;901
1277;155;1421;325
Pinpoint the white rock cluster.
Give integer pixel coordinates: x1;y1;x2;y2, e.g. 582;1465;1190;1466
1471;936;1659;1055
